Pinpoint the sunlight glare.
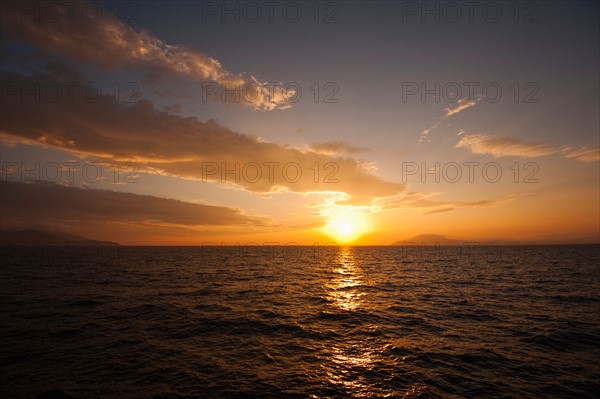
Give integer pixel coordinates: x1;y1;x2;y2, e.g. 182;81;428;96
322;207;370;243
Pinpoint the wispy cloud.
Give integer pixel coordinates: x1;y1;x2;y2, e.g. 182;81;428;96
455;134;556;158
456;134;599;163
3;1;291;110
444;98;479;118
423;207;455;215
417;122;440;144
564;146;600;163
379;191;528;215
418;98;481;143
308;141;370;156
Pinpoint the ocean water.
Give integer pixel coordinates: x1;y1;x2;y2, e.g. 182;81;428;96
0;245;599;398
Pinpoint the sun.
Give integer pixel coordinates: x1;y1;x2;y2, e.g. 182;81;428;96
321;207;370;244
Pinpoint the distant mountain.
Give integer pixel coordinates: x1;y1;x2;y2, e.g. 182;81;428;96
392;234;466;245
0;229;119;246
391;234;518;245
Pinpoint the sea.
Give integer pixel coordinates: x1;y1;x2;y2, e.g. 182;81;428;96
1;244;599;398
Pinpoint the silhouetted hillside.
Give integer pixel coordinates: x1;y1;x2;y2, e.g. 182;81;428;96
0;229;119;246
392;234;466;245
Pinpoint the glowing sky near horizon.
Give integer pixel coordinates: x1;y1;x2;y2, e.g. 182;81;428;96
0;0;598;245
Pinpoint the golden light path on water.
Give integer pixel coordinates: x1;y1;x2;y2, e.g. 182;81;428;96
317;247;426;398
326;247;365;311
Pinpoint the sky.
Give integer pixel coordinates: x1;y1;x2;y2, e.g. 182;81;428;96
0;0;598;245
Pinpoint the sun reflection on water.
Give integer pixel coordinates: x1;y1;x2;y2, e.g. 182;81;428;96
323;247;377;395
326;246;365;311
320;247;425;397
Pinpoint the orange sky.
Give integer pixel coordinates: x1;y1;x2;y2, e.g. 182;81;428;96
0;1;598;245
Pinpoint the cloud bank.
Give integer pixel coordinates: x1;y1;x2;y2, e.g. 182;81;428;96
0;70;404;205
0;180;267;228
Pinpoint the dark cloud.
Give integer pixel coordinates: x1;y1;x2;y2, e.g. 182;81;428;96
0;180;266;227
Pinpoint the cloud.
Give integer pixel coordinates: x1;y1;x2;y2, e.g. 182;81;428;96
417;122;440;144
564;146;600;163
423;207;455;215
380;191;528;215
455;134;556;158
2;1;291;110
420;97;596;164
0;180;266;227
163;103;183;113
418;98;480;143
444;98;479;118
0;70;404;205
308;141;370;155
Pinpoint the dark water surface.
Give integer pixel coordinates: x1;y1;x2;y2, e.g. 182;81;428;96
1;245;599;398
